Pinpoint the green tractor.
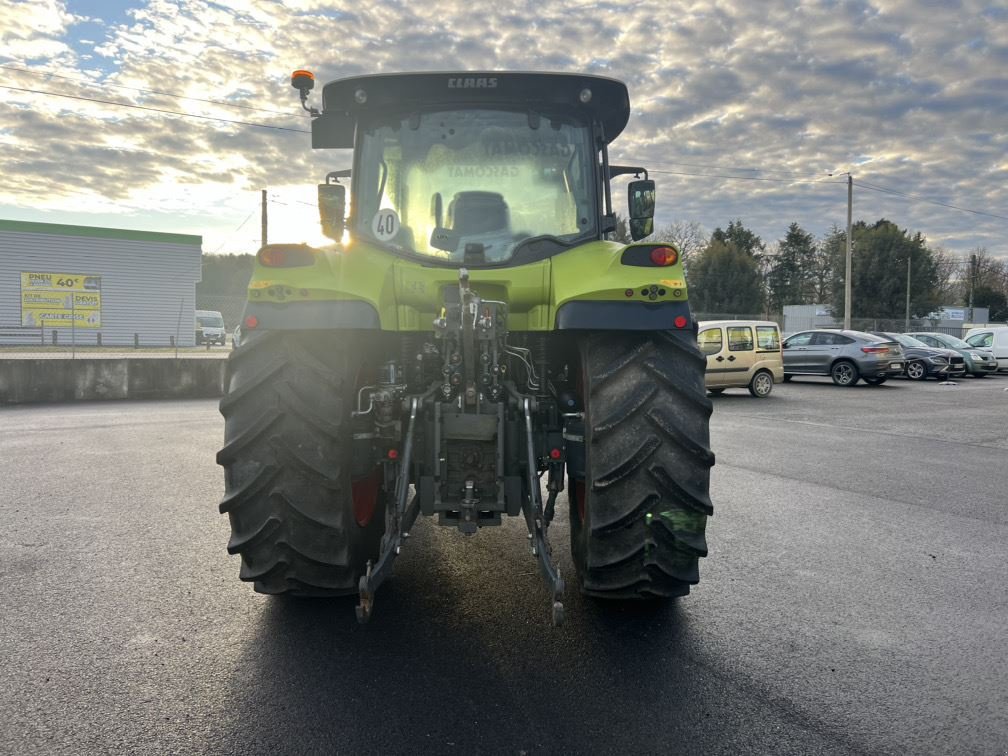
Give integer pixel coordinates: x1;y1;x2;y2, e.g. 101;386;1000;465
217;70;714;625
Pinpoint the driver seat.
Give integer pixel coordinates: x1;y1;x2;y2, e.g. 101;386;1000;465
447;191;511;235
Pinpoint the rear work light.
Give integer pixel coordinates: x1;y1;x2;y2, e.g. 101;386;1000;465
861;346;888;354
258;244;316;268
650;246;679;266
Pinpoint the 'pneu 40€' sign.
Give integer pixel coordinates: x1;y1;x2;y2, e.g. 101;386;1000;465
20;272;102;328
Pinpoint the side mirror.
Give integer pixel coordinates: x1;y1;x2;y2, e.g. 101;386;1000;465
318;182;346;241
628;179;655;241
629;218;653;241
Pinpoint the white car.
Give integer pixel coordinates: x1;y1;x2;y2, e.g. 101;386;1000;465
964;326;1008;373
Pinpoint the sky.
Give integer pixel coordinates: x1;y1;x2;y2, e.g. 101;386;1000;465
1;0;1006;259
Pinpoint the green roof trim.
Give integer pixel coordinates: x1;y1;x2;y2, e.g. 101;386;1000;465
0;218;203;246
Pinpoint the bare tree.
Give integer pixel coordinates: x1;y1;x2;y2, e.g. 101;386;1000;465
930;246;960;304
811;226;843;305
964;247;1008;319
652;220;707;258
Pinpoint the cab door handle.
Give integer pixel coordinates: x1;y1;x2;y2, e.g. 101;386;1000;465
715;356;725;362
727;355;736;362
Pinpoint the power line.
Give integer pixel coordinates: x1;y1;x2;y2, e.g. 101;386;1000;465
0;84;310;134
648;159;762;172
853;180;1008;222
645;159;826;180
649;167;845;184
211;208;258;253
641;167;1006;221
271;194;317;208
0;64;307;119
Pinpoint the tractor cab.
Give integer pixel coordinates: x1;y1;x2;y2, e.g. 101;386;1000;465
291;71;654;266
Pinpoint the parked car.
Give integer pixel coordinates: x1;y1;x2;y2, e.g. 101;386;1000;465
196;309;226;345
905;332;998;377
870;332;966;380
963;326;1008;373
698;320;783;397
782;329;905;386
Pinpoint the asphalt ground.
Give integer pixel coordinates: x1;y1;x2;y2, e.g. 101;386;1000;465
0;346;230;359
1;374;1006;754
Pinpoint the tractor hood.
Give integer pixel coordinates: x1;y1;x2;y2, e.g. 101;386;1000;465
313;71;630;149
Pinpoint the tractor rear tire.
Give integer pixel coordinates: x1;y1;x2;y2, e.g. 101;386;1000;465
217;330;387;596
571;330;715;599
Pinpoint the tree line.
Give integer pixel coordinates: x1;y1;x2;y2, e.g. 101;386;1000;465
620;218;1008;321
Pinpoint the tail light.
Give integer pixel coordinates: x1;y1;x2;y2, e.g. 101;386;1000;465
621;244;681;267
650;246;679;266
861;346;887;354
674;315;688;329
258;244;316;268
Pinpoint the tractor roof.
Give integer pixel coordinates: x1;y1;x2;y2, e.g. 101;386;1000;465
312;71;630;149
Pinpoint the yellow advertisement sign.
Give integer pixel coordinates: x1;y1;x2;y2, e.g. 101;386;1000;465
21;272;102;328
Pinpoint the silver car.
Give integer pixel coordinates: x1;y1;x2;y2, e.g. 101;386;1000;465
783;329;905;386
906;332;998;377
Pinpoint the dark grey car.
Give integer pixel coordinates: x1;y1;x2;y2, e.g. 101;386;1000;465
871;332;966;380
782;329;905;386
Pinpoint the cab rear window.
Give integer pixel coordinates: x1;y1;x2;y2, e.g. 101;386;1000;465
756;326;780;351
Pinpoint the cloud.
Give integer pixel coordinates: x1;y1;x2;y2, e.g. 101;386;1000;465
0;0;1004;257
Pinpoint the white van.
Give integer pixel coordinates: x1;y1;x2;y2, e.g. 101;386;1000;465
697;320;784;397
964;326;1008;373
196;309;226;345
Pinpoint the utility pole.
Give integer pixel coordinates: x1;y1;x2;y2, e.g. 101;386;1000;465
261;189;268;248
968;253;976;324
905;255;911;331
844;173;852;330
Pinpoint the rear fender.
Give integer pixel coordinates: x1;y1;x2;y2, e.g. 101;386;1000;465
551;241;693;330
243;241;394;330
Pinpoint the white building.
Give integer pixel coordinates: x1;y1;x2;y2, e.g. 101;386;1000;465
0;219;202;347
